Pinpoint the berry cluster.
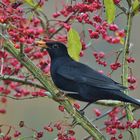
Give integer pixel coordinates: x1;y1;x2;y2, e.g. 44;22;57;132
104;107;140;140
44;122;76;140
93;51;107;67
0;0;49;117
51;1;125;45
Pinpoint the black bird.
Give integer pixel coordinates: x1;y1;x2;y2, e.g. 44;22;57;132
40;41;140;110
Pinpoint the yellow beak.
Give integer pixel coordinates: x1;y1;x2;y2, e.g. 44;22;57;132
35;40;48;48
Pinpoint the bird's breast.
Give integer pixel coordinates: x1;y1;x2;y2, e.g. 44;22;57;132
50;70;78;93
53;73;78;91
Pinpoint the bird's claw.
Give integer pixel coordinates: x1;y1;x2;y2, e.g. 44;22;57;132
79;109;85;116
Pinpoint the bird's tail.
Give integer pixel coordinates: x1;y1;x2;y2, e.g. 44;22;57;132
115;91;140;106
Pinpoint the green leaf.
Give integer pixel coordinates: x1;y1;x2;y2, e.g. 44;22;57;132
24;0;42;11
104;0;116;24
67;28;82;61
24;0;35;6
132;0;140;15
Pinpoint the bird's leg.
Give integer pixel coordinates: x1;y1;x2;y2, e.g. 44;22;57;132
79;102;91;115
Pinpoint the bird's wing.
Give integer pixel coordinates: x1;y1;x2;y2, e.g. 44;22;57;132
56;61;125;90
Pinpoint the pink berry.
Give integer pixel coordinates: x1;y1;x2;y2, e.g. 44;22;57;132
98;70;104;74
14;131;21;137
112;37;120;44
1;97;7;103
127;57;135;63
79;51;84;57
109;24;119;31
73;102;80;110
99;52;105;58
90;31;99;39
127;76;136;84
52;12;60;18
58;105;65;112
113;0;121;4
44;126;53;132
118;30;125;37
0;109;6;114
129;85;136;90
37;131;43;138
93;15;102;23
68;130;75;136
93;108;102;117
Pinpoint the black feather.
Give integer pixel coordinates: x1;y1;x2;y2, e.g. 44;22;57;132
44;41;140;106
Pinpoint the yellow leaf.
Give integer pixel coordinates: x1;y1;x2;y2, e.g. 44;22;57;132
67;28;82;61
24;0;35;6
120;38;124;45
24;0;42;11
132;0;140;15
104;0;116;24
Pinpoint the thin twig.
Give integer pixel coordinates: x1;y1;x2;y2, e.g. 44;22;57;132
116;3;127;14
49;10;79;38
0;74;46;89
0;1;6;7
115;11;125;18
92;108;114;122
126;0;131;7
0;94;41;100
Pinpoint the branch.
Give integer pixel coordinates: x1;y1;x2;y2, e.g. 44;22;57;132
116;3;127;14
0;1;6;7
0;75;46;89
0;94;38;100
3;40;106;140
126;0;131;7
122;11;138;139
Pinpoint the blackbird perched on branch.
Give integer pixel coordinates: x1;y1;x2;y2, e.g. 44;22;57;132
38;41;140;110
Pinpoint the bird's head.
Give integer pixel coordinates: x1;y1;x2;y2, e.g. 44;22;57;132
36;41;68;59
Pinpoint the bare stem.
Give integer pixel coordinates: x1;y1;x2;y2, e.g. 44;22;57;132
0;74;46;89
122;10;138;140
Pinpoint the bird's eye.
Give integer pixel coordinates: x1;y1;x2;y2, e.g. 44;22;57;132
52;44;59;48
